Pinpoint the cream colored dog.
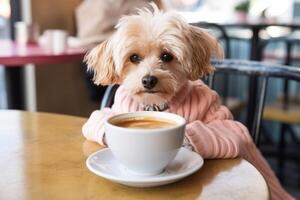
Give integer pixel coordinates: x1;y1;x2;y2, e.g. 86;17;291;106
85;3;222;108
82;5;294;199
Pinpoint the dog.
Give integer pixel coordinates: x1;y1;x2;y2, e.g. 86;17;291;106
84;3;222;108
82;4;293;200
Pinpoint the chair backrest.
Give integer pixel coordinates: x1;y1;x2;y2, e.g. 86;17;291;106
100;59;300;145
211;59;300;144
260;36;300;108
100;84;119;109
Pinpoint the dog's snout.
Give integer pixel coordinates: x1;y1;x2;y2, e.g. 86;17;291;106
142;75;158;90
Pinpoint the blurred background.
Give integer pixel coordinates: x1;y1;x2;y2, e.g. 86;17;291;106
0;0;300;197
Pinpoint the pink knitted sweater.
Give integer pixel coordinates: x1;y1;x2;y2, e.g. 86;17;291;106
82;80;293;200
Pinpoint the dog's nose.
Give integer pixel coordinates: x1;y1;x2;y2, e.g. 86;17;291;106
142;75;158;90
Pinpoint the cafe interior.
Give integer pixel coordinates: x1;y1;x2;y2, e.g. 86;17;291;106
1;0;300;199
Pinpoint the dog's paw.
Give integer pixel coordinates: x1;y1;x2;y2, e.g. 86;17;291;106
82;109;114;145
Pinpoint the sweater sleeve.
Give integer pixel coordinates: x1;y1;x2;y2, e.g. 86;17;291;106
184;84;294;200
82;86;129;146
82;108;115;146
184;84;254;159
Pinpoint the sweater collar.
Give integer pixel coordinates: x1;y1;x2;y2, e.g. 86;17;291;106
137;80;194;111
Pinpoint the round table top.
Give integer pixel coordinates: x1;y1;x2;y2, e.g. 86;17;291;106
0;110;269;200
0;40;86;66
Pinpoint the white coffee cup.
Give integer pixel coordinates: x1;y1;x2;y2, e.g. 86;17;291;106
14;22;39;45
51;30;68;54
40;29;68;54
105;111;186;176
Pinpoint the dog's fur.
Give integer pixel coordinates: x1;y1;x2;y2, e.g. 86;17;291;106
85;3;223;106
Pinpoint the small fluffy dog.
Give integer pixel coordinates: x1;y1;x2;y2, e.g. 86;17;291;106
85;4;221;108
83;4;292;200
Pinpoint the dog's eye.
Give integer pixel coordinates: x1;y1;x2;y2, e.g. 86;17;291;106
161;52;173;62
129;54;141;64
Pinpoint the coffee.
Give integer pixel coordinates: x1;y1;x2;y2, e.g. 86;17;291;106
113;116;177;129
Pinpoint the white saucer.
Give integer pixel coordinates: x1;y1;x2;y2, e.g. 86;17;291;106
86;147;204;187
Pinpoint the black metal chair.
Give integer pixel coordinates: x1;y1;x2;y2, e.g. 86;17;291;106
210;59;300;144
258;35;300;182
101;59;300;147
100;84;119;109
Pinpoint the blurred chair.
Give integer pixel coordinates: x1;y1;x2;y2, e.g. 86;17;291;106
211;24;293;130
191;22;245;116
259;36;300;182
211;59;300;145
101;59;300;150
100;84;119;109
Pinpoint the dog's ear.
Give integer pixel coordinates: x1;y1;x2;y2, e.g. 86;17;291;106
185;25;223;80
84;39;120;85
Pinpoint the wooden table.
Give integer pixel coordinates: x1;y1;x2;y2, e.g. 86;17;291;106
0;40;86;110
0;110;269;200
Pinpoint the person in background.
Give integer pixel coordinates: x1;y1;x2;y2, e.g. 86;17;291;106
74;0;164;49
